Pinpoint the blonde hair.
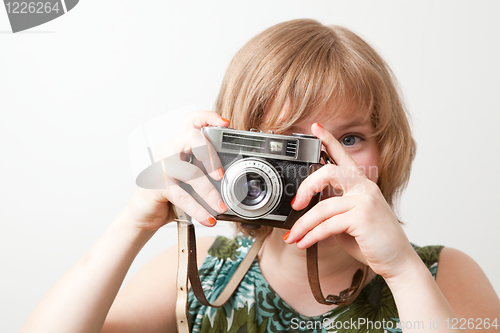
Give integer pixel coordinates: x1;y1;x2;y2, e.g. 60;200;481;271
215;19;415;238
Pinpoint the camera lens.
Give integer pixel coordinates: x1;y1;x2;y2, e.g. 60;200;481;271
221;157;282;219
234;173;267;206
246;179;264;199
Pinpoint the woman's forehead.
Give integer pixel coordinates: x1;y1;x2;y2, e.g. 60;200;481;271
264;95;372;130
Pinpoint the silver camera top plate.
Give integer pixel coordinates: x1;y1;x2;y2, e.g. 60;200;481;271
201;126;321;164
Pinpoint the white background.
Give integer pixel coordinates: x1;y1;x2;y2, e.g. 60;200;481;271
1;1;499;331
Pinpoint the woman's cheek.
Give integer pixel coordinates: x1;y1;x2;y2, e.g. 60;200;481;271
352;153;380;183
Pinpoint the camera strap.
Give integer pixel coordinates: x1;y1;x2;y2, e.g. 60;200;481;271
304;155;370;305
173;205;265;333
284;158;370;306
306;244;369;305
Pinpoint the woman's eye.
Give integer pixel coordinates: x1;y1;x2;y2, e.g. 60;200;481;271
341;135;362;147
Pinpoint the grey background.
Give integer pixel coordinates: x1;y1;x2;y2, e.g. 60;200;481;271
1;1;499;332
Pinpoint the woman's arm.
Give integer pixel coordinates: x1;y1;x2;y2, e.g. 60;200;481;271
20;209;157;333
102;236;215;333
384;247;500;332
20;111;230;333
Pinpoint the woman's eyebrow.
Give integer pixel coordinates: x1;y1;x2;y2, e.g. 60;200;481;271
335;118;371;132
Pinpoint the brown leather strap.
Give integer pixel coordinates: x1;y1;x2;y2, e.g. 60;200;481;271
303;151;368;306
306;242;369;305
174;205;265;332
187;222;264;307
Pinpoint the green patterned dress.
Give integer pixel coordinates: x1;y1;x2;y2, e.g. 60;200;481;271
187;235;443;333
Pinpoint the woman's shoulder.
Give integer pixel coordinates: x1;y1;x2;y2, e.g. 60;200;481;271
435;247;489;283
435;247;491;285
434;247;500;321
409;244;492;285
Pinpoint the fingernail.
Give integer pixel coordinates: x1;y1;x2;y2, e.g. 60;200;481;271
221;117;230;123
291;195;296;207
296;236;304;244
208;216;217;225
217;167;224;180
282;230;290;241
315;123;323;129
218;199;228;212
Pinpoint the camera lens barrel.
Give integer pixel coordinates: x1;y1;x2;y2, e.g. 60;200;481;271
221;158;282;220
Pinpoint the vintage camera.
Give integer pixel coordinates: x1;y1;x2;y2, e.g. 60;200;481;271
198;126;323;229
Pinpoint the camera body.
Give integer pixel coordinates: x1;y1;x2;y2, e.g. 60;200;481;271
201;126;322;229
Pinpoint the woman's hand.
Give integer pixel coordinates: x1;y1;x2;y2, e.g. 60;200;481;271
284;123;416;280
125;111;230;232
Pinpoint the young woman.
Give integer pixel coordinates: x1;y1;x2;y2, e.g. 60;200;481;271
21;19;500;333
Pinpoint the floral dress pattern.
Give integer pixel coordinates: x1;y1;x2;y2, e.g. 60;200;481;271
187;235;443;333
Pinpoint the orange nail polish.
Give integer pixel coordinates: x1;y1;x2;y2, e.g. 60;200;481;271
218;199;228;212
315;123;323;129
296;236;304;244
221;117;230;123
291;196;296;207
217;166;224;180
208;216;217;225
282;230;290;241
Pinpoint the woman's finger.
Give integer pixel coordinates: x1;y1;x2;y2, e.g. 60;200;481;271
165;177;219;227
285;195;358;244
311;123;363;173
182;111;230;131
294;209;354;248
292;164;364;210
293;213;348;248
191;139;224;182
336;232;368;265
161;158;226;215
156;129;223;181
294;220;368;266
